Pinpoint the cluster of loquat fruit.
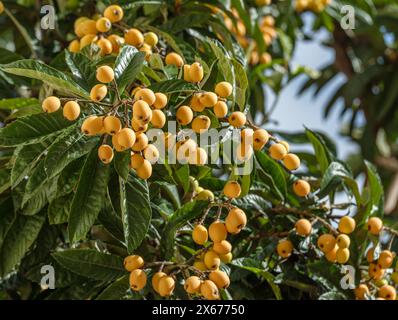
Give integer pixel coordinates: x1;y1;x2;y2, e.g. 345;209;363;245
295;0;332;13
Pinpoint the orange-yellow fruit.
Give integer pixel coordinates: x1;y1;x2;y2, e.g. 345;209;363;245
189;62;204;83
124;28;144;47
269;143;287;160
369;263;385;280
260;52;272;64
184;276;201;294
150;110;166;129
253;129;269;150
195;189;215;202
79;34;98;49
132;133;149;152
204;250;221;270
223;181;241;199
153;92;168;109
213;101;228;118
130;153;145;170
136;159;152;180
77;19;98;37
90;84;107;102
317;234;336;253
277;239;293;258
191;115;211;133
175;138;197;162
336;248;350;264
98;144;114;164
200;280;220;300
283;153;301;170
209;221;227;242
240;128;254;144
96;17;112;33
112;133;125;152
143;144;159;164
209;270;230;289
378;285;396;300
199;92;218;107
354;284;369;300
74;17;89;37
338;216;356;234
367;247;375;263
107;34;124;53
336;234;350;249
188;147;207;166
68;39;80;53
104;5;124;23
225;208;247;234
42;96;61;113
192;224;208;245
190;93;205;112
183;64;191;82
367;217;383;235
152;271;166;293
228;111;246;128
131;118;148;133
97;38;113;56
63;101;80;121
96;65;114;83
215;81;232;98
124;255;144;272
129;269;147;291
103;116;121;135
293;179;311;197
144;32;158;47
220;252;233;264
213;240;232;255
135;88;156;106
81;116;103;135
165;52;184;67
325;245;338;263
117;128;136;148
158;276;175;297
295;219;312;236
133;100;152;122
193;260;207;271
176;106;193;125
378;250;394;269
140;46;152;60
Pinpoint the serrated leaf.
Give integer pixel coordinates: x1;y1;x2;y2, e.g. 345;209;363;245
114;151;130;181
48;194;71;225
96;275;130;300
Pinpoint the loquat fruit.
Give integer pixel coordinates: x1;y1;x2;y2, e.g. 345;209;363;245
209;270;230;289
124;255;144;272
220;252;233;264
96;17;112;33
317;234;336;253
295;219;312;236
98;145;114;164
199;92;218;107
190;93;205;112
336;248;350;264
117;128;136;148
124;28;144;47
81;116;103;135
188;147;208;166
97;38;113;56
283;153;301;170
338;216;356;234
200;280;220;300
293;179;311;197
68;39;80;53
183;64;192;82
209;221;227;242
107;34;124;53
96;65;114;83
228;111;246;128
213;101;228;118
42;96;61;113
378;285;396;300
336;234;350;249
103;116;121;135
143;144;159;164
165;52;184;67
150;109;166;128
253;129;269;151
176;105;194;125
269;143;287;160
191;115;211;133
63;101;80;121
104;5;124;23
189;62;204;83
225;208;247;234
325;245;338;263
277;239;293;258
367;217;383;235
369;263;385;280
130;153;145;170
192;224;208;245
193;260;207;271
129;269;147;291
90;84;107;102
136;159;152;180
196;189;215;202
135;88;156;106
153;92;168;109
215;81;232;98
378;250;394;269
133;100;152;122
152;271;166;293
132;133;149;152
213;240;232;255
223;181;241;199
184;276;202;294
80;34;98;49
204;250;221;270
354;284;369;300
144;32;158;47
158;276;175;297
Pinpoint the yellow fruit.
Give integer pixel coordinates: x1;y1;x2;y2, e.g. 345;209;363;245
277;240;293;258
325;245;338;263
215;82;232;98
144;32;158;47
90;84;107;102
104;5;124;23
295;219;312;236
220;252;233;264
131;118;148;133
153;92;168;109
78;19;98;36
42;96;61;113
378;250;394;269
129;269;147;291
252;129;269;150
225;208;247;234
213;101;228;118
124;28;144;47
228;111;246;128
338;216;356;234
74;17;89;30
123;255;144;272
188;147;207;166
280;141;290;152
80;34;98;49
336;234;350;249
63;101;80;121
369;263;385;280
293;179;311;197
191;115;211;133
196;189;215;201
96;17;112;33
68;39;80;53
200;280;220;300
366;247;375;263
152;272;166;293
209;221;227;242
391;272;398;284
192;224;208;245
367;217;383;235
213;240;232;255
96;65;114;83
336;248;350;264
269;143;287;160
158;276;175;297
199;92;218;107
98;145;114;164
175;138;197;162
184;276;201;294
223;181;241;199
110;134;124;152
283;153;301;170
130;153;145;170
139;43;152;60
97;38;113;56
378;285;396;300
176;106;194;125
190;93;205;112
81;116;103;135
317;234;336;253
193;261;207;271
135;88;156;106
204;250;221;270
354;284;369;300
240;128;254;143
143;144;159;164
107;34;124;53
151;110;166;128
260;52;272;64
183;64;192;82
136;159;152;180
189;62;204;83
165;52;184;67
132;133;149;152
209;270;230;289
117;128;136;148
133;100;152;123
103;116;121;135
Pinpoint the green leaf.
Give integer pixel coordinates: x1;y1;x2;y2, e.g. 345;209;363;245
65;51;96;91
48;194;72;225
0;198;16;249
114;151;131;181
305;127;334;173
96;275;129;300
175;165;190;193
52;249;126;282
0;97;39;110
68;148;111;243
232;59;249;111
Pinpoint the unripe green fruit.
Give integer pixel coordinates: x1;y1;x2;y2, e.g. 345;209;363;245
153;92;168;109
133;100;152;122
81;116;103;135
317;234;336;253
63;101;80;121
191;115;211;133
103;116;122;135
96;65;114;83
117;128;136;148
293;179;311;197
184;276;202;294
199;92;218;107
132;133;149;152
367;217;383;235
97;38;113;56
269;143;287;160
283;153;301;170
213;240;232;255
42;96;61;113
150;110;166;128
277;239;293;258
165;52;184;67
209;270;230;289
144;32;158;47
196;189;214;201
378;250;394;269
378;285;396;300
336;234;350;249
200;280;220;300
354;284;369;300
143;144;159;164
129;269;147;291
124;28;144;47
188;147;207;166
158;276;175;297
225;208;247;234
220;252;233;264
336;248;350;264
130;153;145;170
152;272;166;293
80;34;98;49
124;255;144;272
223;181;241;199
135;88;156;106
90;84;107;102
189;62;204;83
213;101;228;118
68;39;80;53
204;250;221;270
338;216;356;234
192;224;208;245
96;17;112;33
215;81;232;98
295;219;312;236
209;221;227;242
228;111;246;128
136;159;152;180
104;5;124;23
176;106;194;125
98;144;114;164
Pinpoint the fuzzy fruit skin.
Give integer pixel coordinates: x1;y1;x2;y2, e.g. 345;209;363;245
213;240;232;255
130;153;145;170
223;181;241;199
129;269;147;291
209;221;227;242
153;93;168;109
132;133;149;152
317;234;336;253
201;280;220;300
81;116;103;135
152;272;166;293
189;62;204;83
42;96;61;113
165;52;184;67
184;276;202;294
220;252;233;264
336;248;350;264
103;116;122;135
135;88;156;106
213;101;228;118
124;255;144;272
225;208;247;234
143;144;159;164
98;145;114;164
293;179;311;197
354;284;369;300
117;128;136;148
228;111;246;128
124;28;144;47
97;38;113;56
192;115;211;133
338;216;356;234
295;219;312;236
136;159;152;180
277;239;293;258
96;65;114;83
215;82;232;98
204;251;221;270
367;217;383;235
90;84;107;102
63;101;81;121
199;92;218;107
150;110;166;128
192;224;208;245
104;5;124;23
196;189;215;201
176;106;194;125
193;261;207;271
96;17;112;33
378;285;396;300
369;263;385;280
269;143;287;160
325;245;338;263
283;153;301;170
158;276;175;297
378;250;394;269
336;234;350;249
209;270;230;289
68;39;80;52
144;32;158;47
